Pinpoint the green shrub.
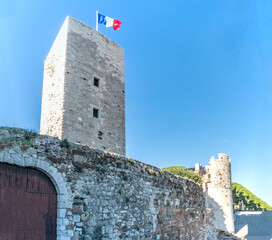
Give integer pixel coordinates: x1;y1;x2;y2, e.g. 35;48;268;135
23;129;38;141
60;139;70;148
162;166;202;184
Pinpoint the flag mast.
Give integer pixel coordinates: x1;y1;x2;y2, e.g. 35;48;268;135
96;10;98;31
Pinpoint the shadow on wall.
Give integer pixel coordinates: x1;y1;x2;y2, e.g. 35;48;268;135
205;194;225;230
235;211;272;239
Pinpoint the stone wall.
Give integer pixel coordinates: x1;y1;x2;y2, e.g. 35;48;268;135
40;18;68;139
0;128;218;240
40;17;126;155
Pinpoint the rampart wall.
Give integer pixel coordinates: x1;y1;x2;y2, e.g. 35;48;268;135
0;128;218;240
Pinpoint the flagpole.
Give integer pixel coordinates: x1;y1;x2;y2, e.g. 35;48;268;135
96;10;98;31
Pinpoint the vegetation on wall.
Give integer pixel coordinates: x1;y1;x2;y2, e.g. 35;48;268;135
163;165;272;211
162;166;202;184
0;126;37;148
232;182;272;211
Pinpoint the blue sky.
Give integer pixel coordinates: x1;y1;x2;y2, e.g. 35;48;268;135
1;0;272;205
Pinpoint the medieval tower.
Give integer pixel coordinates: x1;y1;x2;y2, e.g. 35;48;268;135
204;153;235;233
40;17;125;155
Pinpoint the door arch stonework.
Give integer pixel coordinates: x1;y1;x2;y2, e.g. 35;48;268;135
0;163;57;239
0;153;72;240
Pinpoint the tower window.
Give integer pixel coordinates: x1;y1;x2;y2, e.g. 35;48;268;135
93;77;99;87
93;108;99;118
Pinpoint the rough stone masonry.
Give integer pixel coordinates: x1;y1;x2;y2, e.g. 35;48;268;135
0;128;218;239
40;17;125;155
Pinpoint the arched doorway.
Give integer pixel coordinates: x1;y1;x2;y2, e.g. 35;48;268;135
0;163;57;240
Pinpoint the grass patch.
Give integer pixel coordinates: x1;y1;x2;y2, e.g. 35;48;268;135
23;129;37;141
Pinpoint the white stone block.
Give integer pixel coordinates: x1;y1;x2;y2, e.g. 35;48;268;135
58;208;67;218
25;157;37;167
13;154;25;166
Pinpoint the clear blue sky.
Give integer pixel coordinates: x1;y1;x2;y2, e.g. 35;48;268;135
1;0;272;205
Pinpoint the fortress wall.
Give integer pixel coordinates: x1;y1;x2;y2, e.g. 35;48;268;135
62;17;125;155
0;128;217;240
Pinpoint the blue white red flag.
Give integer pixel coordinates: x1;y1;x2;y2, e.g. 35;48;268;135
97;13;122;30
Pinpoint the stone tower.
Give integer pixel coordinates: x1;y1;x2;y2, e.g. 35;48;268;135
40;17;125;155
204;153;235;233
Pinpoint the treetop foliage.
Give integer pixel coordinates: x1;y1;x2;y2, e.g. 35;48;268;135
162;166;202;184
232;182;272;211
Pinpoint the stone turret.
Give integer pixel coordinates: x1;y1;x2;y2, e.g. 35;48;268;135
40;17;125;155
204;153;235;233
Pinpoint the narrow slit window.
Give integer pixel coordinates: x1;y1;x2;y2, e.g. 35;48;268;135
94;77;99;87
93;108;99;118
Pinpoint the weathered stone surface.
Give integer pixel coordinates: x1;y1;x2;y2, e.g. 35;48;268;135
40;17;125;155
0;128;218;239
204;154;235;234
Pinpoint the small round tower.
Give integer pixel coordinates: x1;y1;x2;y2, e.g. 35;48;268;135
205;153;234;233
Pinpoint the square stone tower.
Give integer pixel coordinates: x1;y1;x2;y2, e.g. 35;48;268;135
40;17;125;155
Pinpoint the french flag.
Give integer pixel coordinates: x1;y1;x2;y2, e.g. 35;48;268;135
97;13;122;30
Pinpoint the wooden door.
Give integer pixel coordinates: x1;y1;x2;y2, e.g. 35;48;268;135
0;163;57;240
